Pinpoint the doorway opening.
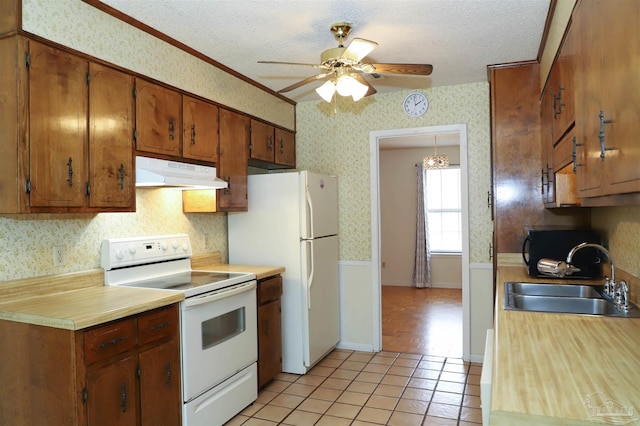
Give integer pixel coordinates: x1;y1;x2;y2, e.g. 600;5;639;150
369;124;470;360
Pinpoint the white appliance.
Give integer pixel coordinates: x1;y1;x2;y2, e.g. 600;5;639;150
228;171;340;375
101;234;257;426
135;155;228;189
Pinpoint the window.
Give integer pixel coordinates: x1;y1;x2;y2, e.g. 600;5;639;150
425;167;462;253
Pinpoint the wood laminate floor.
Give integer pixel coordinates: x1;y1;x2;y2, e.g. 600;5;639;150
381;286;463;357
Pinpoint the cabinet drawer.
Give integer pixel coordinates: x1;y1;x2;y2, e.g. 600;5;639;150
258;276;282;305
138;304;179;346
84;318;136;365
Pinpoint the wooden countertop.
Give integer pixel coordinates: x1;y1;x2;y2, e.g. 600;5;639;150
491;266;640;425
0;286;183;330
190;252;285;280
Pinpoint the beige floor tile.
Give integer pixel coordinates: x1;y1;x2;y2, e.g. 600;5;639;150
352;421;382;426
340;360;367;371
407;377;437;390
326;349;353;360
253;405;293;422
393;358;420;368
269;393;305;409
307;365;335;377
466;374;481;385
336;390;371;406
459;421;482;426
294;374;325;386
282;383;316;397
370;355;397;365
435;381;465;393
256;390;278;404
443;363;468;374
263;379;291;393
439;371;467;383
347;380;378;394
463;394;481;408
398;353;423;360
318;357;345;368
431;391;463;406
363;362;391;374
281;409;322;425
427;402;460;420
275;373;300;382
418;360;444;371
381;374;411;387
469;365;482;375
325;402;362;419
412;368;441;380
460;406;483;423
387;411;425;426
297;398;332;414
465;384;481;396
374;384;405;398
315;415;353;425
240;402;264;416
421;355;446;362
241;418;279;425
330;369;360;381
320;377;352;391
421;415;458;425
387;366;415;377
224;414;249;425
378;351;400;358
395;398;429;415
365;394;399;410
348;352;375;363
356;407;392;424
356;371;385;383
402;387;433;402
309;386;342;402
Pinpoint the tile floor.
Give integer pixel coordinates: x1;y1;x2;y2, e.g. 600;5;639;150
226;349;482;425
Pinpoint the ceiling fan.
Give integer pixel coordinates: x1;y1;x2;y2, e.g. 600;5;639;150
259;23;433;102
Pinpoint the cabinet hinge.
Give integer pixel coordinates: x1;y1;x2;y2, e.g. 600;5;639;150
82;388;88;403
86;72;90;85
85;182;91;196
24;52;30;69
132;87;136;99
133;129;137;142
137;366;141;378
24;178;31;194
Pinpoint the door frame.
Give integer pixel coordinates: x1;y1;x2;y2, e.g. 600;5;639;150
369;124;470;360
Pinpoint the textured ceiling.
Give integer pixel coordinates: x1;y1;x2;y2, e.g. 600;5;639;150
100;0;551;103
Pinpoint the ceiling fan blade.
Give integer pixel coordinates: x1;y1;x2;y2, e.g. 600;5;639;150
341;38;378;62
278;73;331;93
354;75;377;97
258;60;322;68
369;63;433;76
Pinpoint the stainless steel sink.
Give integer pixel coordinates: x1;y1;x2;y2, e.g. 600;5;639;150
503;282;640;317
506;282;603;298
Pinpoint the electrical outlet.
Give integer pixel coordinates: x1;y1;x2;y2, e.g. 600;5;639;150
53;245;65;267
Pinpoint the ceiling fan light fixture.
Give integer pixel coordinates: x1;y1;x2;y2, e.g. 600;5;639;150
336;74;367;97
350;81;369;101
316;80;337;102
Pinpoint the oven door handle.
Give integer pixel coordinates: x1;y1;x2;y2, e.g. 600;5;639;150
182;281;256;309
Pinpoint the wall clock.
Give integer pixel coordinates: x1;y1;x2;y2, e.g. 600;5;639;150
403;92;429;117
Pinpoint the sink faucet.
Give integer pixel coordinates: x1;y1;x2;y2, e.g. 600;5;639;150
566;242;626;305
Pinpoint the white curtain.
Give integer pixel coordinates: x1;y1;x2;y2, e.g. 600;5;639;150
413;164;431;288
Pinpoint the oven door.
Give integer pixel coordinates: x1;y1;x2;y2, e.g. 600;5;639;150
181;280;257;402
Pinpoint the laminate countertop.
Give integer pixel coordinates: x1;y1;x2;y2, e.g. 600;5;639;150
491;266;640;425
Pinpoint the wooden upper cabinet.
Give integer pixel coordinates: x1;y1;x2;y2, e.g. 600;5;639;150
135;79;182;157
28;40;89;208
574;0;640;199
89;63;135;209
553;19;575;142
182;95;219;163
218;108;249;211
250;119;274;163
274;128;296;168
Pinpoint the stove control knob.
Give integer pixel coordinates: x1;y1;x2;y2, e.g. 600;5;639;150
160;241;168;251
128;245;136;255
172;241;179;250
182;243;189;252
116;250;125;260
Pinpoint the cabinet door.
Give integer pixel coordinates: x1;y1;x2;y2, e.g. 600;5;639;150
250;119;274;162
218;109;249;211
540;85;555;204
135;79;182;156
183;95;219;163
554;20;575;141
85;355;138;426
89;63;134;209
258;299;282;389
28;41;88;207
274;128;296;168
139;339;181;426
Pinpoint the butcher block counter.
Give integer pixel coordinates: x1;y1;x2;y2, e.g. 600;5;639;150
491;265;640;425
190;252;285;279
0;269;183;330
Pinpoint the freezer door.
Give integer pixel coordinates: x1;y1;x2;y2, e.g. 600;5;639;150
301;235;340;368
301;171;338;239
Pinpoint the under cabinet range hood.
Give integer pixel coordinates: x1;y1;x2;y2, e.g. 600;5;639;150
135;156;228;189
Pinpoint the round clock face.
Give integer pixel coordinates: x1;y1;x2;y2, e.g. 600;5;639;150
403;93;429;117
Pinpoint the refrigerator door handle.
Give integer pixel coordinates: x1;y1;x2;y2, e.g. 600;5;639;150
304;239;315;309
305;185;314;239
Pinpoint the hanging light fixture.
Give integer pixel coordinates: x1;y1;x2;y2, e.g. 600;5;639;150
315;67;369;102
423;135;449;169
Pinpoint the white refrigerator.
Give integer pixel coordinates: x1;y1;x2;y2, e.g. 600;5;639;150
228;171;340;374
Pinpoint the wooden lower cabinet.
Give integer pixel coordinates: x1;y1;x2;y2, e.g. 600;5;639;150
257;275;283;389
0;304;181;426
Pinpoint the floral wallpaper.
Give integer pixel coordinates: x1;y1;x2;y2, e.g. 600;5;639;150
592;206;640;278
21;0;294;130
295;83;493;264
0;190;228;281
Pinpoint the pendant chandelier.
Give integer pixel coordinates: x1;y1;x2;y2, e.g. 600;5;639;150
423;135;449;169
